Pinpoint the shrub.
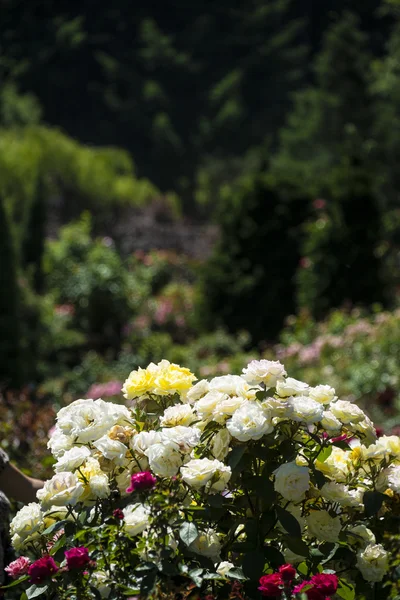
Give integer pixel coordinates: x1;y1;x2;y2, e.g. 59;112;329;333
5;358;400;599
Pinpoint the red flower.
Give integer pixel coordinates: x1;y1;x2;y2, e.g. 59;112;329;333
278;563;296;582
113;508;124;520
293;581;326;600
310;573;338;596
126;471;157;493
65;547;91;570
258;573;282;597
28;556;59;584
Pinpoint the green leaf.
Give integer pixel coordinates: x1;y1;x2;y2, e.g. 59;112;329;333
26;585;48;599
245;519;259;544
283;535;309;558
89;586;103;600
337;579;356;600
189;568;204;587
242;550;266;581
180;521;198;547
260;509;276;535
1;575;29;588
41;519;66;536
317;445;333;462
363;491;386;517
227;446;246;470
275;506;302;538
263;545;285;567
226;567;246;580
140;570;157;596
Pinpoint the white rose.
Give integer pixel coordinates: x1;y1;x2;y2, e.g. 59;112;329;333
123;503;150;536
189;529;221;561
131;431;164;455
276;377;309;398
145;443;183;477
318;447;352;482
195;391;228;420
274;462;310;502
386;465;400;493
226;401;273;442
242;359;286;388
213;396;247;422
186;379;210;403
308;385;336;405
356;543;389;582
349;416;377;445
306;510;342;542
57;399;131;443
216;561;235;576
209;375;253;398
37;472;84;509
89;473;110;499
161;426;201;453
330;400;366;424
47;427;74;458
93;435;128;465
54;446;92;472
160;404;196;427
320;410;342;432
375;435;400;458
347;524;376;548
10;503;44;548
287;396;324;424
181;458;231;493
320;482;363;507
211;429;232;461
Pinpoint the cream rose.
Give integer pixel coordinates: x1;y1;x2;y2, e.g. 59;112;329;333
276;377;309;397
123;503;150;536
242;359;286;388
160;404;196;427
180;458;231;493
37;472;84;509
145;443;183;477
226;401;273;441
356;543;389;582
274;462;310;502
306;510;342;543
308;384;336;405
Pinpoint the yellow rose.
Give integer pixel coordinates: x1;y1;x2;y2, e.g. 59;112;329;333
122;368;155;399
153;363;197;396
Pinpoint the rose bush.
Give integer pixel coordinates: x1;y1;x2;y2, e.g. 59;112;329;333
3;358;400;599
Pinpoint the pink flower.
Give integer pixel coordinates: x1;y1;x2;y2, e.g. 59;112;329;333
258;573;282;597
126;471;157;493
5;556;31;579
313;199;326;210
278;563;296;582
310;573;338;596
28;556;59;584
65;547;91;570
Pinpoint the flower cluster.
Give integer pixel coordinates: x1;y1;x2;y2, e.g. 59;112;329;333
6;358;400;599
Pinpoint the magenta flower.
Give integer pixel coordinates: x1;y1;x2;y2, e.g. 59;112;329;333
126;471;157;493
65;547;91;570
28;556;59;584
5;556;31;579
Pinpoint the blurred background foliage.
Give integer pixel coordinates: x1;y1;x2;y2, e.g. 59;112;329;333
0;0;400;482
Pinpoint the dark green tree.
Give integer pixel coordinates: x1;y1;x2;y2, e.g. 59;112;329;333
201;175;309;342
271;12;388;316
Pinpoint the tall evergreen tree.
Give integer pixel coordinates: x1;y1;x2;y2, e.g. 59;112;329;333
271;12;387;316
